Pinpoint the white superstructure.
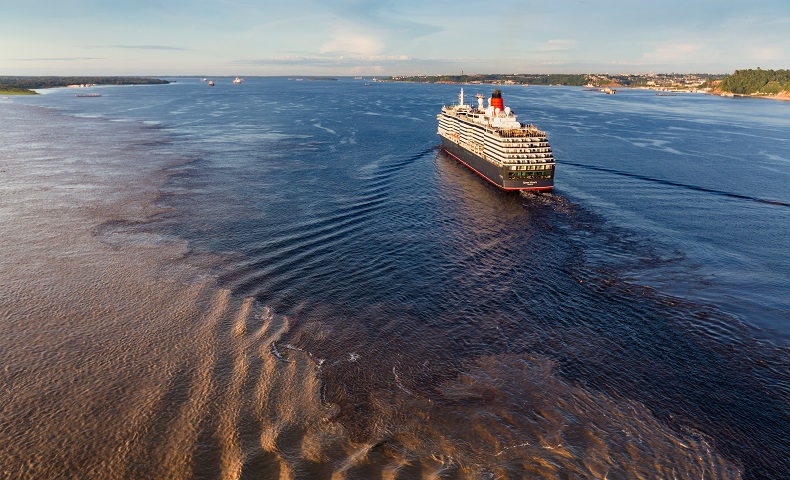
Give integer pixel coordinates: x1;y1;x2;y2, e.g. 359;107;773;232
437;89;555;178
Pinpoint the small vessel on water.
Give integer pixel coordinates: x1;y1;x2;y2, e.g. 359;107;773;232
232;77;243;84
437;89;555;190
207;80;215;86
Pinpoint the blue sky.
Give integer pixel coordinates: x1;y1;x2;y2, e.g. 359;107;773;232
1;0;788;76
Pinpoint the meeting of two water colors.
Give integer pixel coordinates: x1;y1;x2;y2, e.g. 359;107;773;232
2;78;789;478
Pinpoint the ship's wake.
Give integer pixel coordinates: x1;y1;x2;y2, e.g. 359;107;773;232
562;160;790;207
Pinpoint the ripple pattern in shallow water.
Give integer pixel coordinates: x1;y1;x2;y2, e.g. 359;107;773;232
3;80;790;478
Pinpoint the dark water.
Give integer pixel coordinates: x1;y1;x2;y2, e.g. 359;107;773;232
3;79;789;478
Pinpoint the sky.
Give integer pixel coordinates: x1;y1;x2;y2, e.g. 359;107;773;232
1;0;788;76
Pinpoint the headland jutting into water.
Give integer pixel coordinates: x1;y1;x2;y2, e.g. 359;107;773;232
0;76;169;95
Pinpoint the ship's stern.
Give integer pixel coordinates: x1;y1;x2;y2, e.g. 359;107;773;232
501;164;555;190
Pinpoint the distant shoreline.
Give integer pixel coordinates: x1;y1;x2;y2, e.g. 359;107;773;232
0;76;169;95
386;70;790;102
387;77;790;103
706;89;790;102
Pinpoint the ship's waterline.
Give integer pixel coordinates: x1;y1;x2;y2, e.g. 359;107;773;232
1;79;788;478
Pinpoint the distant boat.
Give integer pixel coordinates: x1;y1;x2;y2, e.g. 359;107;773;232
201;78;207;82
208;80;214;86
232;77;243;84
74;94;102;98
354;76;363;80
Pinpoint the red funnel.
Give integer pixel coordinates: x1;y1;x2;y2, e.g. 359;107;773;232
491;89;504;113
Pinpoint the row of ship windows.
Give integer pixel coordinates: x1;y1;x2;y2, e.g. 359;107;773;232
499;130;546;139
508;171;553;179
470;137;550;150
442;123;549;145
442;130;552;157
443;123;546;140
472;137;550;148
501;136;545;142
501;148;552;153
443;116;548;139
508;164;554;171
466;139;551;152
501;154;553;160
464;129;545;141
441;141;552;163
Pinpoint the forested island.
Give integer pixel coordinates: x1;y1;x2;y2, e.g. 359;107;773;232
0;76;170;95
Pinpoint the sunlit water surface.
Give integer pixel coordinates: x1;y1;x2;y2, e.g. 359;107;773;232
1;79;788;479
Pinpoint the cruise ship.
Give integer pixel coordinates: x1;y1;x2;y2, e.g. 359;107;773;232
437;89;555;190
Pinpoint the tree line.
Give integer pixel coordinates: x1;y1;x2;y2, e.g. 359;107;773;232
717;69;790;95
0;76;169;93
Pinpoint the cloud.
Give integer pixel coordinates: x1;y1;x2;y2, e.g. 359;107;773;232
750;47;782;62
317;0;442;40
641;43;701;63
320;29;383;56
13;57;104;62
106;45;187;51
539;39;577;52
234;52;411;68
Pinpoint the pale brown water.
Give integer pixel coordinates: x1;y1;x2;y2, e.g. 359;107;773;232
0;101;749;478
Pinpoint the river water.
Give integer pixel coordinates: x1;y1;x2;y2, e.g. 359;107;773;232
1;79;788;479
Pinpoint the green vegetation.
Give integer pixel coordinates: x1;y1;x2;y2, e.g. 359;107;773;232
0;88;38;95
386;72;718;89
387;70;789;98
0;76;170;94
718;68;790;95
520;74;588;86
624;73;728;88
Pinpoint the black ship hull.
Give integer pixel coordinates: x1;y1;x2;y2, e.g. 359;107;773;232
440;138;554;191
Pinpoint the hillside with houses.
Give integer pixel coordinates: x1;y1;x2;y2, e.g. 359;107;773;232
386;69;789;100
